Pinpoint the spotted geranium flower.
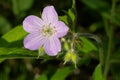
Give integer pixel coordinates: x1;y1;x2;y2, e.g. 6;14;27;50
23;6;69;56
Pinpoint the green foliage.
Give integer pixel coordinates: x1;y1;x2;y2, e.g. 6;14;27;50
81;0;120;27
35;74;47;80
0;26;33;62
68;9;75;24
0;48;37;59
0;0;120;80
16;74;26;80
50;67;73;80
101;12;120;26
0;16;11;35
59;15;68;25
79;37;97;53
89;22;102;32
2;25;27;43
12;0;34;15
81;0;109;11
92;64;103;80
0;65;10;80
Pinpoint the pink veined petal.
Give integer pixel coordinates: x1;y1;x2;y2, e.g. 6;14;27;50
44;36;61;56
42;6;58;25
55;21;69;38
23;15;44;33
24;32;46;50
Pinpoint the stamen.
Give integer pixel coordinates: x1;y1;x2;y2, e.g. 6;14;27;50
42;24;56;37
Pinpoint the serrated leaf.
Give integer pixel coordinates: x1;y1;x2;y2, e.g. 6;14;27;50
92;64;103;80
50;67;73;80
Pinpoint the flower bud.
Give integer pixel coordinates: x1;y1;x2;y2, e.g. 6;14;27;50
64;52;71;64
64;51;78;68
38;47;44;58
64;42;70;50
71;53;77;68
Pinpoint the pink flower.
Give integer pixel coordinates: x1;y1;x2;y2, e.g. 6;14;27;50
23;6;69;56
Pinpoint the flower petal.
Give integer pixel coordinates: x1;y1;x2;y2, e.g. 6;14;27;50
55;21;69;38
23;15;44;33
42;6;58;25
44;36;61;56
24;32;46;50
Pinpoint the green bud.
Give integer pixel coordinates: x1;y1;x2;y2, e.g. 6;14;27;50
61;38;70;50
64;52;71;64
38;46;44;58
64;42;70;50
64;51;78;68
71;53;77;68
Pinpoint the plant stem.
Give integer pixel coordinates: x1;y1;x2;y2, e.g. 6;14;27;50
71;33;76;52
103;0;116;79
72;0;77;32
103;29;113;80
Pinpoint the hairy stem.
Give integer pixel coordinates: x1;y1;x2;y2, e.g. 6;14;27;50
103;0;116;80
71;33;76;52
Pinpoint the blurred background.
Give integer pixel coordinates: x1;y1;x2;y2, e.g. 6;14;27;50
0;0;120;80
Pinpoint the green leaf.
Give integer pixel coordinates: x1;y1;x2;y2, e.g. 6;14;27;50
0;25;40;62
68;9;75;23
59;15;68;25
0;38;9;47
12;0;34;15
80;37;97;53
35;74;47;80
0;47;37;59
92;64;103;80
0;59;5;63
0;47;37;63
50;67;73;80
2;25;27;43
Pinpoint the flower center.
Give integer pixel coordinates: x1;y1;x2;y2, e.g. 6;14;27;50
42;25;56;37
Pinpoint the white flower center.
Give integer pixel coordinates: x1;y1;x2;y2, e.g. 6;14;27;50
42;24;56;37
